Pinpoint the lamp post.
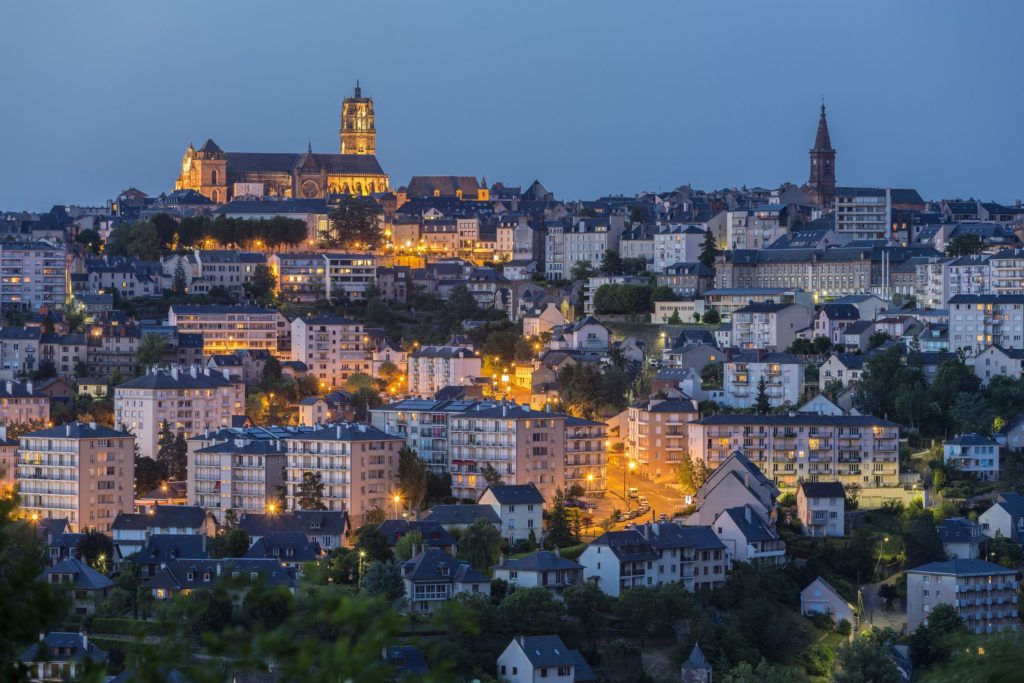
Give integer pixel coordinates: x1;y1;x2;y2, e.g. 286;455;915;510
586;472;594;497
392;493;402;520
358;550;366;586
624;459;636;509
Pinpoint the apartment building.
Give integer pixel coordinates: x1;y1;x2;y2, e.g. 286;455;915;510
724;207;788;251
449;403;567;501
653;224;704;272
0;241;68;312
948;294;1024;354
688;414;901;490
655;262;714;299
85;313;142;380
943;434;1000;481
968;345;1024;386
0;379;49;424
702;288;814;321
167;304;284;355
0;427;16;497
371;398;479;473
192;250;267;297
564;416;607;497
269;252;327;302
291;316;369;389
626;398;699;476
906;559;1018;633
0;327;41;380
945;255;990;300
285;423;403;524
989;248;1024;295
189;438;288;523
545;217;625;279
834;187;891;240
730;302;813;352
114;365;246;459
407;338;481;397
322;253;376;302
39;333;88;378
722;352;804;409
796;481;845;537
18;422;135;532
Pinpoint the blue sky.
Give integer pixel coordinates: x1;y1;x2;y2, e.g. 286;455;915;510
1;1;1022;210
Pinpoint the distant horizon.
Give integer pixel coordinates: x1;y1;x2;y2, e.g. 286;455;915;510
1;1;1022;211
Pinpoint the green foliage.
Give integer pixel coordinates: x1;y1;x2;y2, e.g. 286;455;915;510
563;582;612;644
544;487;580;549
945;233;983;257
393;531;422;562
614;582;691;645
593;283;661;314
833;636;902;683
242;583;295;630
323;195;383;250
557;363;630;419
355;525;391;563
362;560;406;602
920;635;1024;682
297;471;328;510
77;530;114;571
910;603;961;668
599;639;645;683
135;455;166;497
243;264;277;302
667;310;683;325
699;229;720;271
76;228;103;253
480;463;504;487
137;333;167;369
569;261;596;282
902;509;946;569
499;587;566;635
210;529;250;558
675;456;710;495
397;445;428;513
105;220;162;260
812;335;833;354
600;249;624;275
755;376;771;413
702;308;721;325
457;518;503;573
723;659;803;683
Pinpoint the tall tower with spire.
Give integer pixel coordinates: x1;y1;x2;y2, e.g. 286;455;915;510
807;101;836;207
339;80;376;155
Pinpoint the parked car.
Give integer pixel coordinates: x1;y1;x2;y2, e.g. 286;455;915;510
628;487;639;499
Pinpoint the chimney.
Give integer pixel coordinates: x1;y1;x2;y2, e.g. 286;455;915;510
26;380;32;395
502;404;508;417
4;381;10;395
0;426;6;442
554;547;560;557
170;367;179;380
744;507;752;524
80;630;88;652
336;426;342;439
89;422;97;430
190;365;198;378
498;553;506;565
66;424;71;437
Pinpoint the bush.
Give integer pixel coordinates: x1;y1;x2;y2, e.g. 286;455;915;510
836;618;852;635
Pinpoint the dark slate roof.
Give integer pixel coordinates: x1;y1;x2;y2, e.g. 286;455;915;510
590;529;658;562
719;505;780;543
384;645;430;677
224;151;385;176
139;534;208;562
482;483;545;505
0;379;45;398
733;302;797;314
239;510;350;538
23;422;133;440
570;649;596;682
820;303;860;320
146;558;297;591
948;294;1024;305
243;532;323;562
112;506;208;531
37;518;69;539
993;492;1024;517
169;304;278;315
697;414;896;427
377;520;457;548
936;518;983;546
908;558;1014;576
401;549;488;584
799;482;846;499
684;642;712;670
632;398;699;413
287;423;403;442
40;558;114;590
830;352;866;369
117;369;239;391
945;433;997;447
494;551;583;573
843;320;874;335
512;635;576;668
422;504;501;527
18;632;108;664
654;524;725;552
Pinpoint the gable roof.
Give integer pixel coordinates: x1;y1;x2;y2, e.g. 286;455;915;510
23;421;133;440
799;482;845;499
719;505;780;543
112;505;208;531
377;519;457;548
19;632;108;664
40;558;114;591
243;532;323;562
512;635;576;668
139;534;208;562
239;510;350;538
401;548;488;584
421;504;500;527
908;558;1015;576
481;483;544;505
494;551;583;573
991;492;1024;517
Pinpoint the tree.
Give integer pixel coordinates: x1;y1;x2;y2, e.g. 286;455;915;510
558;363;604;419
377;360;401;388
397;446;428;513
903;511;946;569
600;639;645;683
667;310;683;325
480;463;504;488
945;233;983;257
242;583;294;630
75;228;102;254
30;359;56;381
191;588;234;637
812;335;833;354
355;525;391;563
135;455;166;495
172;257;188;295
393;531;423;562
676;455;710;495
262;356;283;388
569;260;596;282
868;330;892;349
600;249;624;276
76;530;114;572
498;587;566;635
137;333;167;369
755;376;771;413
104;220;162;260
362;559;406;603
170;430;188;481
544;488;579;549
699;229;720;271
833;637;901;683
909;603;961;668
723;659;798;683
244;264;277;301
457;518;503;573
296;471;327;510
702;308;721;325
210;528;250;558
323;195;383;250
789;338;816;355
563;582;612;646
155;420;177;480
823;378;844;401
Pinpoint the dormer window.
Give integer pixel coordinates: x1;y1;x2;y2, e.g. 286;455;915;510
186;572;194;581
203;572;211;581
440;566;450;577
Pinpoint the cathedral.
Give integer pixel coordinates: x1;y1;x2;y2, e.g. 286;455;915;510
805;101;836;207
174;83;389;202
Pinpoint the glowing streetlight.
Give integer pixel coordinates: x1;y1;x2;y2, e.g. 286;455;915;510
392;493;402;519
267;502;278;514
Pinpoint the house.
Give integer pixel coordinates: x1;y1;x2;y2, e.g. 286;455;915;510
136;534;209;578
626;398;700;476
839;320;874;352
378;519;457;555
721;351;803;409
730;302;813;352
479;484;545;545
298;397;329;426
797;394;845;416
906;559;1019;633
18;632;108;683
660;343;720;372
800;576;855;622
238;510;350;552
936;517;984;560
401;548;490;614
978;492;1024;542
687;451;779;525
420;504;502;534
492;551;584;593
797;481;845;537
967;346;1024;387
578;529;659;597
111;505;215;562
497;635;583;683
943;434;1000;481
814;304;861;345
680;642;713;683
996;413;1024;452
147;558;297;601
818;353;865;390
39;558;114;616
243;531;324;569
135;481;188;514
522;303;567;337
711;505;786;566
548;316;610;352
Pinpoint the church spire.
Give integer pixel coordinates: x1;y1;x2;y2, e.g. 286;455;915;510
814;99;833;152
807;99;837;207
354;79;361;98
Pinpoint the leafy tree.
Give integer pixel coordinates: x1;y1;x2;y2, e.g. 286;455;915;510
397;446;428;513
242;583;294;629
931;359;980;427
210;528;250;558
699;229;720;270
76;530;114;571
75;228;102;253
190;587;234;638
135;455;166;495
155;420;177;479
105;220;163;260
903;510;946;569
909;603;961;668
702;308;721;325
600;249;624;275
593;283;653;314
427;471;453;503
244;264;277;301
600;639;645;683
296;471;328;510
362;559;406;602
812;335;833;354
355;525;391;563
137;333;167;369
457;518;503;573
480;463;504;487
667;310;683;325
563;582;612;645
172;256;188;295
868;330;892;349
614;583;691;646
498;587;565;635
261;356;283;388
755;376;771;413
558;363;604;419
676;455;710;495
569;260;596;282
945;233;983;257
170;430;188;480
723;659;800;683
30;359;56;381
393;531;423;562
823;378;844;401
323;195;383;250
448;284;480;320
377;360;401;388
544;487;579;549
789;338;816;355
833;637;901;683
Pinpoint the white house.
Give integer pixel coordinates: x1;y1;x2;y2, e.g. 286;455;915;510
578;529;657;597
943;434;1000;481
522;303;567;337
401;549;490;615
936;517;984;560
730;302;813;352
492;551;583;594
711;505;786;566
818;353;865;390
479;484;545;545
967;345;1024;387
548;316;610;352
800;577;855;622
797;482;845;537
110;506;214;562
497;635;586;683
686;451;778;526
721;351;803;409
978;492;1024;542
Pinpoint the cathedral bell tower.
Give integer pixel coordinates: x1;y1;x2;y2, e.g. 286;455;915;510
339;80;376;155
807;101;836;207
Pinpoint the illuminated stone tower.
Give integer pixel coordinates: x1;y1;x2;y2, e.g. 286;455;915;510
807;100;836;207
339;80;376;155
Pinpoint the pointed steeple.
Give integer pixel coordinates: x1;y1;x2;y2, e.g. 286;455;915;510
354;79;361;98
308;139;313;153
814;99;833;152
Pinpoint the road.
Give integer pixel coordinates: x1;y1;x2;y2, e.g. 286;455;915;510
860;574;906;634
589;455;686;529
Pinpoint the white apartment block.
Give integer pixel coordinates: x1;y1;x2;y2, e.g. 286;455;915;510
730;302;813;352
626;398;699;477
406;340;481;397
564;416;607;497
285;423;403;524
322;253;377;302
114;365;246;460
949;294;1024;354
688;414;900;490
0;241;68;312
989;248;1024;295
653;224;704;272
834;187;891;240
291;316;369;389
944;255;990;300
967;345;1024;386
943;434;1000;481
192;250;266;297
0;379;49;424
168;305;284;356
18;422;135;532
906;559;1018;633
722;352;804;409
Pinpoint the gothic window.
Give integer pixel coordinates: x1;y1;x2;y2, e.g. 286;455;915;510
342;184;350;194
211;170;219;185
355;182;363;195
212;190;219;203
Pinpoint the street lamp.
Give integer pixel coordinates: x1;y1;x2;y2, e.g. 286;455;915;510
392;493;402;519
266;502;278;515
358;550;367;585
586;472;594;496
624;460;637;509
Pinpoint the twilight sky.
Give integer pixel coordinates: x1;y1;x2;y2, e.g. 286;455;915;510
1;1;1022;210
